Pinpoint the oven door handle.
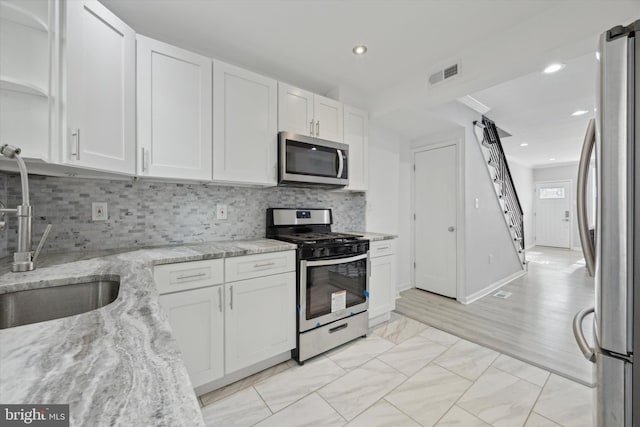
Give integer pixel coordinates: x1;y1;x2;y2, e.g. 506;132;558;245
305;253;368;267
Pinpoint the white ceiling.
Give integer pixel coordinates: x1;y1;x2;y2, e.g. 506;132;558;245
100;0;639;142
472;52;596;168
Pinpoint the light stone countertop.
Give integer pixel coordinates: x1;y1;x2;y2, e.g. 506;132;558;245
343;231;397;241
0;238;296;427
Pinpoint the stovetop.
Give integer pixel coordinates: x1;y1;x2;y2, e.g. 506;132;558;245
275;232;362;245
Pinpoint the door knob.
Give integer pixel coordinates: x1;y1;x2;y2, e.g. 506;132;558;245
448;226;455;232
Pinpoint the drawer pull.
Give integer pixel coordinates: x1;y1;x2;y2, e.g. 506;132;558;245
254;262;276;268
218;287;223;313
377;246;390;250
329;323;348;334
176;272;207;280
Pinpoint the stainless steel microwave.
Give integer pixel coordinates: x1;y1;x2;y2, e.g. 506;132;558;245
278;132;349;187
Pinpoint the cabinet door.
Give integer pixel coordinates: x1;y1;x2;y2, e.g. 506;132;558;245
225;272;296;374
278;82;314;136
159;286;224;388
136;35;212;180
313;94;343;143
213;61;277;185
66;0;135;174
369;255;397;320
344;106;369;191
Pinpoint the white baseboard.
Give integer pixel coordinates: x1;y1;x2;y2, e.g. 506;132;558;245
459;269;527;305
572;246;583;252
396;283;414;294
525;244;536;250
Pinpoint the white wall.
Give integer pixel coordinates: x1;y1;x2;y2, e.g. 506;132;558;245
533;163;581;249
413;101;523;301
366;122;412;292
508;159;535;249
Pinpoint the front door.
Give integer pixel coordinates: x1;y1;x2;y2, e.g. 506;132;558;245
414;144;457;298
535;181;572;248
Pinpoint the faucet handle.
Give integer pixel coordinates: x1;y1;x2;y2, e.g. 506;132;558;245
32;224;53;265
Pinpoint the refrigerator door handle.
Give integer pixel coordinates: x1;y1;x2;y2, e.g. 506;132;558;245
577;118;596;277
573;306;596;363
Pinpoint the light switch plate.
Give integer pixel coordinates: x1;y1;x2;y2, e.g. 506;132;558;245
92;202;108;221
216;204;227;220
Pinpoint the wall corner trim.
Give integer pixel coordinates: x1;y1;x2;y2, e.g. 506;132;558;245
459;269;527;305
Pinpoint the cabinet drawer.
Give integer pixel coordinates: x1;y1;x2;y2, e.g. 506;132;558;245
370;240;396;258
225;251;295;283
154;259;224;294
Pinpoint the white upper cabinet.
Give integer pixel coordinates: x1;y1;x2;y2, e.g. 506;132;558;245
213;60;278;185
278;83;343;143
313;95;343;143
344;105;369;191
0;0;52;163
278;83;314;137
136;35;212;180
65;0;135;174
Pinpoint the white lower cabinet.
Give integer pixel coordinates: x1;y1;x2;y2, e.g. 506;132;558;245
368;240;397;326
156;251;296;390
159;286;224;388
224;272;296;374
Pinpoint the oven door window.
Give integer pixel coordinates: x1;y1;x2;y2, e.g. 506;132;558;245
306;258;367;320
286;140;338;178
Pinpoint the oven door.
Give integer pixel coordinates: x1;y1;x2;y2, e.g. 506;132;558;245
279;132;349;187
299;253;369;332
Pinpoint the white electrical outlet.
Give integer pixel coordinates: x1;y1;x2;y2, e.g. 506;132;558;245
216;204;227;220
92;202;108;221
475;198;479;209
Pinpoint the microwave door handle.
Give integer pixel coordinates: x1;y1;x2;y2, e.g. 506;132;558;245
337;149;344;178
577;118;596;277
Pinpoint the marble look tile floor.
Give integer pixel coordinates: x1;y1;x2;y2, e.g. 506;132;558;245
200;314;594;427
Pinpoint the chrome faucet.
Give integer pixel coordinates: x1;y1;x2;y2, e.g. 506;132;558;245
0;144;52;272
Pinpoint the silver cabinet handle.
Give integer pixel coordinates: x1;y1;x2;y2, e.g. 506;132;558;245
336;149;344;178
448;226;455;232
254;262;275;268
218;287;223;313
316;120;320;136
141;148;150;173
71;128;80;160
577;118;596;277
573;307;596;363
310;120;315;136
176;272;206;280
377;246;389;250
229;285;233;309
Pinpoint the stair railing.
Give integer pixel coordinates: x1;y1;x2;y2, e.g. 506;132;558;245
475;116;525;253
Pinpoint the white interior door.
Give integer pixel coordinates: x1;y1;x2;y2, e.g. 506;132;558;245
535;181;572;248
414;145;457;298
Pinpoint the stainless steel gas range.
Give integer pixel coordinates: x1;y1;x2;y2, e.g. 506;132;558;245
266;208;369;364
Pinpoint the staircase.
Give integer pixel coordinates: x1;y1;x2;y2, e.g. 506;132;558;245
474;116;526;267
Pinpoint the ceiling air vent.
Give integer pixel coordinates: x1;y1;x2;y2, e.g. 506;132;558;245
429;63;460;86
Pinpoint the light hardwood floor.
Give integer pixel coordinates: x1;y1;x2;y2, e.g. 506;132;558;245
396;246;596;386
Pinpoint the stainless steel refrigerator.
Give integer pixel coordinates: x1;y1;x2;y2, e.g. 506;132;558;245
574;19;639;427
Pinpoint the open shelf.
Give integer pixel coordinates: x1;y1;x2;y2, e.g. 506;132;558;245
0;1;48;32
0;75;48;97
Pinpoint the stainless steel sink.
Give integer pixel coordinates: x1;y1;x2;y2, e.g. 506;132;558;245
0;280;120;329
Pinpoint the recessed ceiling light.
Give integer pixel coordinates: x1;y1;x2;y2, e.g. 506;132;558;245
549;158;556;161
520;143;529;147
571;110;589;116
352;45;368;55
543;63;565;74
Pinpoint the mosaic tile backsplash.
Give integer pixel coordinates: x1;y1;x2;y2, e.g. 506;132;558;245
0;174;365;257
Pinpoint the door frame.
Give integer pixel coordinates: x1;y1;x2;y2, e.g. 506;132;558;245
411;138;465;301
534;179;573;249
